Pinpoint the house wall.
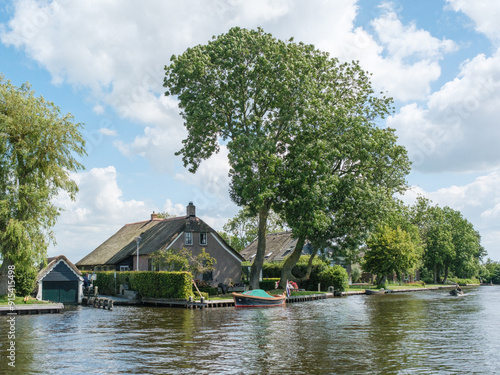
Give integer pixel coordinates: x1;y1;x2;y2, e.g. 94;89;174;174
132;255;150;271
167;231;242;287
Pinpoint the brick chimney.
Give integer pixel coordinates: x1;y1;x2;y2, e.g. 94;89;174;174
151;211;158;220
187;202;196;217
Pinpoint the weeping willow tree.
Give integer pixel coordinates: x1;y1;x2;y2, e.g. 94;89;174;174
0;76;86;296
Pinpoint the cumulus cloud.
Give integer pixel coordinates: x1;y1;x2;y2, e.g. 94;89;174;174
447;0;500;43
49;166;152;262
401;171;500;261
389;50;500;172
174;145;232;214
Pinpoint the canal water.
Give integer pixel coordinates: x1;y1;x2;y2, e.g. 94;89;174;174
1;286;500;374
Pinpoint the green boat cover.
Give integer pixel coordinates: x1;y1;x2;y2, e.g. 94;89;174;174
242;289;274;298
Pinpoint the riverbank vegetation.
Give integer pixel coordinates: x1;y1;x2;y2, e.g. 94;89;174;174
0;76;86;296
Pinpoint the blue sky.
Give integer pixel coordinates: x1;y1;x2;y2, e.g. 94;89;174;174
1;0;500;263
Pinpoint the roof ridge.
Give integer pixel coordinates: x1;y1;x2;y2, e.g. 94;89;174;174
125;216;187;226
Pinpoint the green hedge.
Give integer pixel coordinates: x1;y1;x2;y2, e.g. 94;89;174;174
93;271;193;299
317;265;349;292
257;256;347;291
259;278;280;291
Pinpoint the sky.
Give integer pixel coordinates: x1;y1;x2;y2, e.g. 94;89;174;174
1;0;500;264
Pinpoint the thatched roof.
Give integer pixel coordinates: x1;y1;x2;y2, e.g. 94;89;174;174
240;231;312;262
76;214;241;267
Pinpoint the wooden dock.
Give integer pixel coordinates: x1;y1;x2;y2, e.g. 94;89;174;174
0;303;64;315
143;293;334;309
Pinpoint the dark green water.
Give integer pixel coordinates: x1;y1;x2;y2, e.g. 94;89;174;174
1;286;499;374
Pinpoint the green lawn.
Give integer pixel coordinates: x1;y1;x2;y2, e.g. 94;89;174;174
0;295;48;305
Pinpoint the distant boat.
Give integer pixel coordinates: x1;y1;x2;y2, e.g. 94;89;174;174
365;288;386;295
233;289;286;307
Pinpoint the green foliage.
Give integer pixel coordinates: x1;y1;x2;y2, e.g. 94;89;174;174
0;76;85;294
93;271;193;299
317;265;349;292
411;197;484;283
164;26;409;290
220;207;284;252
483;259;500;284
13;265;38;296
150;247;216;278
259;278;280;291
363;225;421;285
262;262;284;278
350;265;362;283
448;277;480;286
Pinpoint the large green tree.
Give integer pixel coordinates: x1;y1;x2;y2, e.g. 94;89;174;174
0;76;86;296
363;224;420;286
410;197;484;283
165;27;408;289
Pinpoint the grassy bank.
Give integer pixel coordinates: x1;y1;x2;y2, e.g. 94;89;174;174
0;296;48;305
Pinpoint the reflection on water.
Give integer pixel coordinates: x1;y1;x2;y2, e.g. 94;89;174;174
1;287;500;374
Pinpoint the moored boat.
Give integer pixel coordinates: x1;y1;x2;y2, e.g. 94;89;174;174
233;289;286;307
365;288;386;295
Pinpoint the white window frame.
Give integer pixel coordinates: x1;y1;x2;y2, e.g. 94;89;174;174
120;265;129;272
185;232;193;245
200;232;207;245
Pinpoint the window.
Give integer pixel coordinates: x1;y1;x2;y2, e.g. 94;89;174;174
120;265;130;272
202;270;213;282
200;232;207;245
148;259;159;272
185;232;193;245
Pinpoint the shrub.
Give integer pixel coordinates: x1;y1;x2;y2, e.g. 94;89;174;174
318;265;349;292
93;271;193;299
14;265;38;296
259;278;280;291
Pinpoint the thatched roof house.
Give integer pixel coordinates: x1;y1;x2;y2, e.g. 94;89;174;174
76;203;245;287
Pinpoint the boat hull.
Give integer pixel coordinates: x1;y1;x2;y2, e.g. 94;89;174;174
232;292;286;307
365;289;386;295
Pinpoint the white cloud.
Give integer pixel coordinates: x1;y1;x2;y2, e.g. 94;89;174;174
49;166;152;262
174;145;232;214
447;0;500;43
389;50;500;172
352;9;456;101
401;171;500;261
99;128;117;137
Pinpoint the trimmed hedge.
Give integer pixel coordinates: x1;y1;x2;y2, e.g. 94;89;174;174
258;256;348;291
260;278;280;291
93;271;193;299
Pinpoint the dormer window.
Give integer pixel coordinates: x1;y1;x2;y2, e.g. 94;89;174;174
200;232;207;245
185;232;193;245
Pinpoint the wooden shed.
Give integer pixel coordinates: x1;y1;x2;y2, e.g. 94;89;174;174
36;255;84;304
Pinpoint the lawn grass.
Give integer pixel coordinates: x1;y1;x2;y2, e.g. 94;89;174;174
0;295;48;305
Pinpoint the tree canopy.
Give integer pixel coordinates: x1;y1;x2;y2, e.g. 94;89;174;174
0;76;86;295
164;27;410;289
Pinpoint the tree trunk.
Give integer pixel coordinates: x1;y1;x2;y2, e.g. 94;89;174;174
279;236;305;288
249;204;270;290
0;257;14;296
433;264;437;284
443;264;449;284
297;247;319;282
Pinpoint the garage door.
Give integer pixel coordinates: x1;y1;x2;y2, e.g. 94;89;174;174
42;281;78;303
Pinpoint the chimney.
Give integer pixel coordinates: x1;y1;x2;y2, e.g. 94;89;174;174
151;211;158;220
187;202;196;217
